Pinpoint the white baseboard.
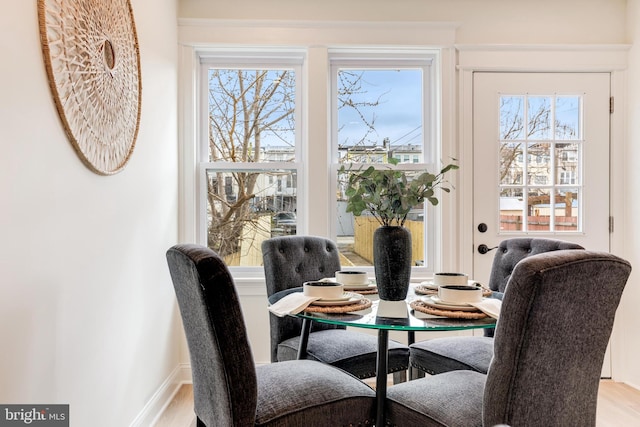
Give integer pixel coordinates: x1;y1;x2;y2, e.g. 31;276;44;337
131;362;270;427
624;380;640;392
129;364;192;427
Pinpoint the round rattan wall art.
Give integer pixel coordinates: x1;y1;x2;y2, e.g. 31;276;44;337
38;0;142;175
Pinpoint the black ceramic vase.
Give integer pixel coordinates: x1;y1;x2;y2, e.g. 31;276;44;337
373;226;412;301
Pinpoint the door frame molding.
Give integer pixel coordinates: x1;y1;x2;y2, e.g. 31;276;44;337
456;44;629;380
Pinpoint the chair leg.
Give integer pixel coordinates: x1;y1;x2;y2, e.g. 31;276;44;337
392;370;407;384
409;366;426;380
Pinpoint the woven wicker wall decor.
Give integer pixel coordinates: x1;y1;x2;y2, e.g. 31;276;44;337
38;0;142;175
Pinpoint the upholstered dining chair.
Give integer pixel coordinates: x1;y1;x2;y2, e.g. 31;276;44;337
166;244;376;427
386;250;631;427
262;235;409;382
409;238;583;378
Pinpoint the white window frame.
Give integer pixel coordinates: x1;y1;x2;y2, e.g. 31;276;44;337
195;50;306;275
179;36;455;280
328;49;442;275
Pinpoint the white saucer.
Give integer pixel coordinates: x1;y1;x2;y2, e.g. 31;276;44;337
322;277;374;289
419;280;439;290
319;292;354;302
311;292;363;306
420;295;481;312
420;279;480;290
343;283;376;290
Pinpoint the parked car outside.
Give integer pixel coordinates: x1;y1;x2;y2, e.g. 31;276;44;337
273;211;297;234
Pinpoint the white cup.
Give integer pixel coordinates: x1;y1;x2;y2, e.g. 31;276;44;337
433;272;469;286
335;271;368;286
303;281;344;299
438;285;483;304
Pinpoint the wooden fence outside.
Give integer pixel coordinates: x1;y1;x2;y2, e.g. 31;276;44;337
500;215;578;231
352;216;424;265
223;216;271;266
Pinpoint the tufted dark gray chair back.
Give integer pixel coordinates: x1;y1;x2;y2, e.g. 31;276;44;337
484;250;631;426
484;238;583;338
168;244;377;426
488;237;584;293
387;250;632;427
166;244;257;426
262;235;344;362
408;238;586;377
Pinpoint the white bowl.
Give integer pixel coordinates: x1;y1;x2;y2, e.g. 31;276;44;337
433;272;469;286
438;285;482;304
335;271;369;286
303;281;344;299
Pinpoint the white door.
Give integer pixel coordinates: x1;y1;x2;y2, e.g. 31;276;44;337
472;72;612;375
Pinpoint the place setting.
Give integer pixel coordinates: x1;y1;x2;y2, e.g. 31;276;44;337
410;272;501;319
315;270;379;294
414;272;492;297
268;276;373;317
301;280;372;313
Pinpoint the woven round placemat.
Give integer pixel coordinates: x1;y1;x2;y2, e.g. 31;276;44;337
414;285;492;297
410;300;488;319
304;298;372;313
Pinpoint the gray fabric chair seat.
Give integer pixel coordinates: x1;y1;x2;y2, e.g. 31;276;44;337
278;329;410;378
255;360;375;426
409;336;493;375
409;238;584;377
386;370;485;427
387;250;631;427
166;244;376;427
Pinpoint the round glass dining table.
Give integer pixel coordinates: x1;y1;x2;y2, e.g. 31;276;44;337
269;286;497;426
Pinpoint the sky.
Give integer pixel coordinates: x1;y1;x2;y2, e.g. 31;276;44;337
337;69;423;148
209;67;425;150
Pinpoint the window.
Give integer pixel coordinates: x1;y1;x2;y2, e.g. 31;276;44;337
198;54;303;266
499;94;582;232
193;48;442;273
331;52;439;270
559;171;576;185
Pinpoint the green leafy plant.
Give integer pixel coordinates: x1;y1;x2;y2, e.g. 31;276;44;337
339;158;458;227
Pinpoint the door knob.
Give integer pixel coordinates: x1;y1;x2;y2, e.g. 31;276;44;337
477;223;488;233
478;244;498;254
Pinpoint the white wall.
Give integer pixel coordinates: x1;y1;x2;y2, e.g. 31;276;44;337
179;0;627;44
0;1;180;425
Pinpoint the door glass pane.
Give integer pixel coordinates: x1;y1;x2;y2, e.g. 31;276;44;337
527;142;551;185
499;93;582;233
527;188;551;231
500;188;524;231
500;96;524;140
527;96;552;140
500;142;523;185
555;188;579;231
556;143;580;184
555;96;581;140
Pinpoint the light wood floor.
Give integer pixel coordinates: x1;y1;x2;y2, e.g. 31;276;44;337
154;379;640;427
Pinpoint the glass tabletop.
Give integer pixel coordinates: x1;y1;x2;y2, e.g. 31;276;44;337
269;287;497;332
